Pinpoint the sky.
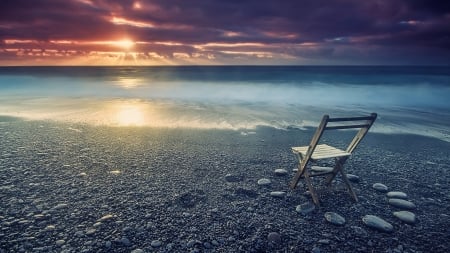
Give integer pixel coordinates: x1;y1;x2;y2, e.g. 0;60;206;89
0;0;449;66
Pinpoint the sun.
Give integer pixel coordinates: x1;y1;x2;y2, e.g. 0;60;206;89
113;39;135;50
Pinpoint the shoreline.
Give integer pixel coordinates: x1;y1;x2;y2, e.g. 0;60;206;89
1;119;449;252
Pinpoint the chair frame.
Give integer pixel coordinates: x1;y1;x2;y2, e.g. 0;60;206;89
290;113;377;205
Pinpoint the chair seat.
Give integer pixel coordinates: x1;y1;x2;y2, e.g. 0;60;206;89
292;144;351;160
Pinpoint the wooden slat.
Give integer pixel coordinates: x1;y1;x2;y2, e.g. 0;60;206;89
325;124;371;130
292;144;350;160
327;115;376;122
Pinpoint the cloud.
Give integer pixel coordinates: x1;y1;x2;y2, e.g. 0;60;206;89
0;0;449;65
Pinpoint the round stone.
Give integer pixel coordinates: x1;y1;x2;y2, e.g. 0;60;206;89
295;202;316;215
257;178;271;186
131;249;144;253
151;240;162;247
267;232;281;244
311;166;333;173
225;174;241;182
388;198;416;209
372;183;388;192
55;240;65;246
347;174;360;183
393;211;416;224
386;191;408;199
362;215;393;233
274;168;288;176
270;191;286;198
324;212;346;226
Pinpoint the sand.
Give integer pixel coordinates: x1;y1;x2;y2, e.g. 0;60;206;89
1;118;449;252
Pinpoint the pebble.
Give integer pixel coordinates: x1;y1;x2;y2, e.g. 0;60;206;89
98;214;115;222
270;191;286;198
274;168;288;176
388;198;416;209
53;203;68;209
85;228;96;235
295;202;315;215
225;174;241;182
131;249;144;253
105;241;112;248
386;191;408;199
45;225;56;231
393;211;416;224
324;212;346;225
362;215;393;233
120;237;131;246
347;174;360;183
372;183;388;192
55;240;65;246
257;178;271;186
267;232;281;244
311;166;333;173
151;240;162;247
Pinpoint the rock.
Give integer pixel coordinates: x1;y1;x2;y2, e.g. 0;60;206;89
225;174;241;182
274;168;288;176
386;191;408;199
393;211;416;224
257;178;271;186
372;183;388;192
55;240;65;246
324;212;346;226
347;174;360;183
45;225;56;231
120;237;131;246
85;228;96;235
295;202;315;215
131;249;144;253
311;166;333;173
270;191;286;198
98;214;115;222
151;240;162;247
362;215;393;233
267;232;281;244
388;198;416;210
53;203;68;209
105;241;112;248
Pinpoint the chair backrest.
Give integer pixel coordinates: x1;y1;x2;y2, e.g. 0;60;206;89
307;113;377;155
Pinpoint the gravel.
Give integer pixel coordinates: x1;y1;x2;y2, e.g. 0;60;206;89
1;119;450;252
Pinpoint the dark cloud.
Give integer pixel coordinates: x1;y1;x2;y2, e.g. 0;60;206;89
0;0;449;64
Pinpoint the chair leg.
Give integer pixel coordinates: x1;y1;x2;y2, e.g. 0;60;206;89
339;167;358;202
304;171;320;206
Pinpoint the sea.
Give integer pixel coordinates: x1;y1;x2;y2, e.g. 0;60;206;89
0;66;449;141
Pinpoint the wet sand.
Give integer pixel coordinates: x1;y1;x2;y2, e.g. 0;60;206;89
1;118;449;252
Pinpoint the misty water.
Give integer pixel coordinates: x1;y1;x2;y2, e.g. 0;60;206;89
0;66;449;141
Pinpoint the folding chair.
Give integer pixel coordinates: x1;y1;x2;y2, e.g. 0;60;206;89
290;113;377;206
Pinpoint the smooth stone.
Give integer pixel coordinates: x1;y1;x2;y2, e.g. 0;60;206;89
151;240;162;247
267;232;281;244
270;191;287;198
53;203;68;209
225;174;241;182
55;240;65;246
362;215;393;233
388;198;416;210
120;237;131;246
274;168;288;176
386;191;408;199
257;178;271;186
295;202;316;215
347;174;360;183
85;228;96;235
393;211;416;224
311;166;333;173
105;241;112;248
98;214;115;222
324;212;346;226
372;183;388;192
131;249;144;253
45;225;56;231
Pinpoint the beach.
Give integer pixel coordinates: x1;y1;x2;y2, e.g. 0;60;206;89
1;117;449;252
